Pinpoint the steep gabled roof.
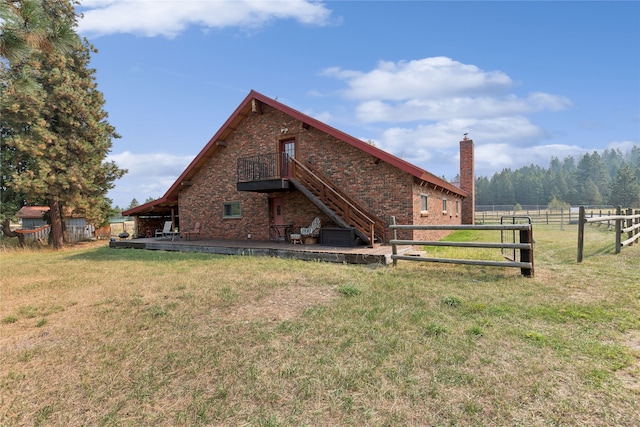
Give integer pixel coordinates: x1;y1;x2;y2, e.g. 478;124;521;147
124;90;466;216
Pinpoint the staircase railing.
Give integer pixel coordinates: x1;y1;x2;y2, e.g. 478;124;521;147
291;158;386;245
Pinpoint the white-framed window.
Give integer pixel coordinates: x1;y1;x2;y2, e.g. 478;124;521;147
456;200;460;216
223;201;241;218
420;194;428;214
442;198;448;214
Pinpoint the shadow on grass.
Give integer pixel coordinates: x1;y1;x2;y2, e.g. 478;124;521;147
584;241;617;259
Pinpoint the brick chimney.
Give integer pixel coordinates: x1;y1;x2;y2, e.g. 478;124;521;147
460;137;475;224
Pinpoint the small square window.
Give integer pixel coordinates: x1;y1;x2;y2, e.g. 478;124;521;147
223;202;241;218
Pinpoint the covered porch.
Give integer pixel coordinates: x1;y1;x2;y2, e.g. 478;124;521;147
109;237;412;265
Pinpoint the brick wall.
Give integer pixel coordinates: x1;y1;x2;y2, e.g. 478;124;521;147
179;103;466;242
460;139;475;224
411;184;464;241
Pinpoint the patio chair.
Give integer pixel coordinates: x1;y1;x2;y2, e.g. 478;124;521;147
155;221;173;238
301;217;321;238
182;221;201;241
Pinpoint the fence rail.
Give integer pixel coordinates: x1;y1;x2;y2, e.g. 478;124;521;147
577;206;640;262
475;208;620;228
15;225;51;243
389;216;534;277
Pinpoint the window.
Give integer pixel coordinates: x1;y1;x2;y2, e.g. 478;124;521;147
420;194;429;214
223;202;241;218
281;139;295;159
456;200;459;216
442;198;448;214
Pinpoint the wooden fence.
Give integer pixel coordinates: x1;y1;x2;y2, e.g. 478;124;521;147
389;216;535;277
577;206;640;262
475;208;617;228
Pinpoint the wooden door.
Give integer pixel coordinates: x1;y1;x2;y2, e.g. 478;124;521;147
270;197;285;241
279;139;295;178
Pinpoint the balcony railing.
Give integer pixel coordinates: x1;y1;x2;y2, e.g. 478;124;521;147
237;152;290;183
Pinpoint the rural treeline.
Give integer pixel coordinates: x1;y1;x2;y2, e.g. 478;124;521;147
475;147;640;208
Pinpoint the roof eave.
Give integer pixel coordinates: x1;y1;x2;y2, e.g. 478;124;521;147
122;197;178;216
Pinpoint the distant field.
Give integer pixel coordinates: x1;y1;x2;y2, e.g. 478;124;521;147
1;224;639;426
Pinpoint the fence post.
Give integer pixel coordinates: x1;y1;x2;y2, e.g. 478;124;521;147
519;225;534;277
627;208;634;246
636;210;640;244
577;206;585;263
615;206;622;254
390;216;398;266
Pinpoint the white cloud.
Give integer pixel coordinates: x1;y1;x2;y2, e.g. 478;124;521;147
108;151;194;177
324;57;572;125
375;116;546;167
106;151;194;206
355;93;572;123
323;57;513;100
319;56;576;179
605;140;638;153
78;0;334;37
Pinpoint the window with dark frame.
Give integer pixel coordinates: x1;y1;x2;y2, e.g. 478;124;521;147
223;201;241;218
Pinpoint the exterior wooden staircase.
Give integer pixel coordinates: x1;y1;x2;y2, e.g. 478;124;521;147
289;158;386;246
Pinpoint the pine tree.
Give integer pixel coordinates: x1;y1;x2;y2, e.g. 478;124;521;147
629;146;640;182
576;151;610;202
581;179;602;205
0;0;76;63
1;0;126;249
608;164;640;207
475;176;491;205
489;169;515;205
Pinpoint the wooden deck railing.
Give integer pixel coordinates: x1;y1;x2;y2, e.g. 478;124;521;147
290;158;386;245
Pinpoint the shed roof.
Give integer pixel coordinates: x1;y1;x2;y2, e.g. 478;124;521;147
15;206;49;219
124;90;467;216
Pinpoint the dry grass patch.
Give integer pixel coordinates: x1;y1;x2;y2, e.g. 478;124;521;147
1;226;639;426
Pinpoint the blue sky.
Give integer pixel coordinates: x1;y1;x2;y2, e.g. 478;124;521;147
75;1;640;208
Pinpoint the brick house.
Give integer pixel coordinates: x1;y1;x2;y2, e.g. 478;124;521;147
123;90;474;245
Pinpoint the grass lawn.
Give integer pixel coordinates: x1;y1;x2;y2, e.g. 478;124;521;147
1;224;639;426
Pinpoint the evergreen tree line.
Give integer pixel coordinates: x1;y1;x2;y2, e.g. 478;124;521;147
475;147;640;208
